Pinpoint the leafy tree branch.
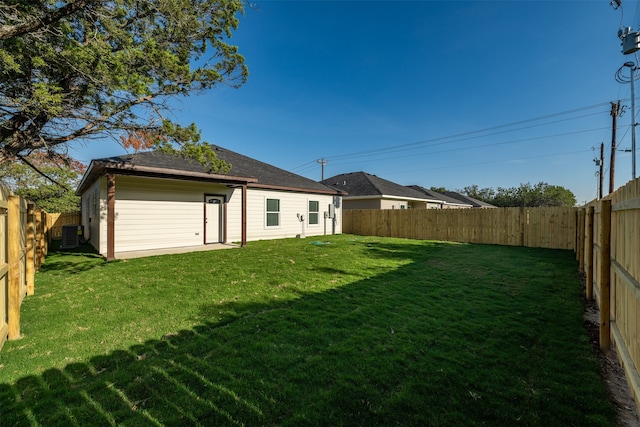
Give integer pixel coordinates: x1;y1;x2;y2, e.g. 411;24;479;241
0;0;249;172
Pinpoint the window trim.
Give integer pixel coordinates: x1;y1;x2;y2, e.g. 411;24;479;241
265;197;280;228
308;200;320;226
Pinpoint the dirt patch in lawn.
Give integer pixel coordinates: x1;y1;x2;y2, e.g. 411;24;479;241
584;300;640;426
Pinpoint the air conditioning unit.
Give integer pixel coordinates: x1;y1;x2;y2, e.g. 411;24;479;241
60;225;84;249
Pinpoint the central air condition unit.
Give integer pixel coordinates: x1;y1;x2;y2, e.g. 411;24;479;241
60;225;84;249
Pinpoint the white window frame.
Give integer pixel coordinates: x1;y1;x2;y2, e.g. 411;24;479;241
265;198;280;228
308;200;319;226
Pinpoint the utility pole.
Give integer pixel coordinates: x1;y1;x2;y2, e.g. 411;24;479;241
610;100;620;194
317;158;328;181
599;142;604;200
632;66;637;179
615;63;638;180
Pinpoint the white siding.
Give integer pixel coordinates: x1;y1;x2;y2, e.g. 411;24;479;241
343;198;382;210
81;174;342;256
226;188;243;242
80;178;104;253
113;176;232;253
380;199;408;210
243;189;341;242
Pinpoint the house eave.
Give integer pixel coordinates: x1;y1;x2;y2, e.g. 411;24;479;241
249;183;343;195
343;194;441;203
76;161;258;195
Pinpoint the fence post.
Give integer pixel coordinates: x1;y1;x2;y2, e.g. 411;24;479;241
585;206;594;299
577;208;585;271
35;210;43;269
42;210;49;257
7;195;21;340
519;207;525;247
599;199;612;354
26;203;35;295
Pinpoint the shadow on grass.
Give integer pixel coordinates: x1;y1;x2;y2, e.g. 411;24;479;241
1;241;616;426
39;242;107;275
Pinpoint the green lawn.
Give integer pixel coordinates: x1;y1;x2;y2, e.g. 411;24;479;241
0;235;616;426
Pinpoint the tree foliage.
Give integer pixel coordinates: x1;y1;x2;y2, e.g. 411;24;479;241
0;152;86;212
0;0;248;171
461;182;577;207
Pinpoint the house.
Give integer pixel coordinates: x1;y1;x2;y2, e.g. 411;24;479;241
76;146;343;260
407;186;473;209
321;172;441;210
442;191;496;208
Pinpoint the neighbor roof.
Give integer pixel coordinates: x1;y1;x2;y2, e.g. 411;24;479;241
407;185;472;207
77;145;341;195
443;191;496;208
322;172;434;201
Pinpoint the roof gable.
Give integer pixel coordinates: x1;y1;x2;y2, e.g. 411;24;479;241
322;172;430;200
407;185;471;206
444;191;496;208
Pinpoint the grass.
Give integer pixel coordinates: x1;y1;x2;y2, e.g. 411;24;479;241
0;234;616;426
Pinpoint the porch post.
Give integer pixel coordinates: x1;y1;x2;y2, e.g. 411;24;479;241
107;173;116;261
241;184;247;247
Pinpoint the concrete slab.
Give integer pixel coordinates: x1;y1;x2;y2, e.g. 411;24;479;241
114;243;240;260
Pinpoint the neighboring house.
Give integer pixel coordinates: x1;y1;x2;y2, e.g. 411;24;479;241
321;172;441;210
76;146;343;259
407;186;473;209
443;191;497;208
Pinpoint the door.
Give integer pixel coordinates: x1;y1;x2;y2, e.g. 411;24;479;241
205;196;223;243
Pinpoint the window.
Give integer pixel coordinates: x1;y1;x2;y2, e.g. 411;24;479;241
400;204;406;209
266;198;280;227
308;200;319;225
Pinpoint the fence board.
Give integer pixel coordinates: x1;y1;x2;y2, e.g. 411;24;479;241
0;187;8;350
0;185;73;350
578;177;640;411
8;195;22;340
46;212;81;240
342;207;577;250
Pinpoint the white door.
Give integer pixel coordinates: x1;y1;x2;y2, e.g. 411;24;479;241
205;196;223;243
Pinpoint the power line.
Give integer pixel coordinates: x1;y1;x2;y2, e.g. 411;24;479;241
386;148;593;177
323;102;612;162
327;111;608;164
325;126;610;169
289;159;318;172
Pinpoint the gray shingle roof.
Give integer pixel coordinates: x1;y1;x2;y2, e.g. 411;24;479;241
443;191;496;208
322;172;431;200
77;145;340;195
407;185;471;206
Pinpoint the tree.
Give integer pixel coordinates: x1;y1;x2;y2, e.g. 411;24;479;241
0;0;248;171
460;182;576;207
429;186;448;193
460;185;495;202
0;152;86;212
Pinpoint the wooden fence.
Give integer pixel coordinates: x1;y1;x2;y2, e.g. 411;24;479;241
343;206;577;250
0;184;80;351
47;212;81;240
345;199;640;411
578;177;640;410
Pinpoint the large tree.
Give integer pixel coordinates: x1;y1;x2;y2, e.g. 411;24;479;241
461;182;577;207
0;151;85;212
0;0;248;171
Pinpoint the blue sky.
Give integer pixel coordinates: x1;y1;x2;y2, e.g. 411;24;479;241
70;0;640;204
